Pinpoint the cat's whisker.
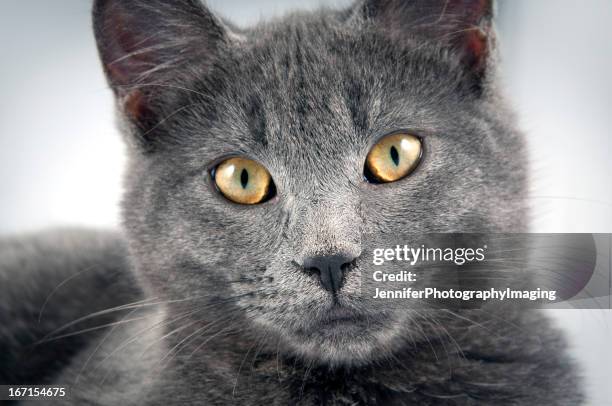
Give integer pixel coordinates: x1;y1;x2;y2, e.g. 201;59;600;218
35;313;155;345
94;306;209;386
275;329;285;383
95;293;259;376
414;311;454;364
36;295;204;343
407;311;440;362
37;264;99;324
157;317;225;366
74;307;142;384
426;313;466;361
51;289;265;345
232;335;260;397
250;328;272;369
184;324;236;362
156;293;266;369
439;309;505;340
136;311;204;358
299;359;315;400
158;312;243;370
466;308;538;339
222;313;278;394
185;313;244;362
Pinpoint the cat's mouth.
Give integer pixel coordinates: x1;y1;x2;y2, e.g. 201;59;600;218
304;304;390;337
286;304;398;365
316;305;367;327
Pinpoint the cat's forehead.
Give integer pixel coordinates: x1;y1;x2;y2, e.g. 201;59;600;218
219;22;458;154
224;22;370;152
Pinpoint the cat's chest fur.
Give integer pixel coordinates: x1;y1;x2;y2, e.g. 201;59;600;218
48;306;576;405
49;307;431;405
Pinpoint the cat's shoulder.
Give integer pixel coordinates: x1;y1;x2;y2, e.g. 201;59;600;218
0;228;129;281
0;228;143;384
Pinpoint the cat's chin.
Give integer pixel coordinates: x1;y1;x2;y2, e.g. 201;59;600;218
285;309;403;367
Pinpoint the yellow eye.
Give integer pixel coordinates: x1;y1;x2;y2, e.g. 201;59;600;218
364;133;422;183
213;157;274;204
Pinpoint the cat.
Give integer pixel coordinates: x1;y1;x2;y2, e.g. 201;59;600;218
0;0;583;404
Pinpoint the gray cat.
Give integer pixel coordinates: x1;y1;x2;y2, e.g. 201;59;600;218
0;0;583;404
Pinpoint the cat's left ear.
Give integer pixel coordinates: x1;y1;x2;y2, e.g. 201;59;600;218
355;0;494;88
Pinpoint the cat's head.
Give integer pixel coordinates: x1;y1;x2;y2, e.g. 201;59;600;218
94;0;527;366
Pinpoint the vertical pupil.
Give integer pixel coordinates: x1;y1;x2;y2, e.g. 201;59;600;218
390;145;400;166
240;168;249;189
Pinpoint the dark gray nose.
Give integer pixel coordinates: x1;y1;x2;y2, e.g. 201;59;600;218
302;253;356;294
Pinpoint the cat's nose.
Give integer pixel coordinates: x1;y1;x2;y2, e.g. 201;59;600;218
302;253;356;294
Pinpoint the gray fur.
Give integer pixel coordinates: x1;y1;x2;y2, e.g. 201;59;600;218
0;0;582;404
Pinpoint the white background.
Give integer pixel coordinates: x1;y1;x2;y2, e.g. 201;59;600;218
0;1;610;404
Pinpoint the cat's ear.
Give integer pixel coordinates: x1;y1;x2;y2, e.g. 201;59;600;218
93;0;228;128
356;0;494;86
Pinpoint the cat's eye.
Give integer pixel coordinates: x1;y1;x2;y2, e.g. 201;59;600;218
364;133;422;183
213;157;275;204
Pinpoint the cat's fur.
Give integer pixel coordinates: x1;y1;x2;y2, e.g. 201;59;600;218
0;0;583;404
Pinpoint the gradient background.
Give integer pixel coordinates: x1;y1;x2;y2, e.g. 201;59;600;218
0;0;610;404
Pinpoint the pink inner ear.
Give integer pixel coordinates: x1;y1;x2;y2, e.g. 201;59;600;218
123;90;155;128
100;4;155;88
462;26;489;71
124;91;144;122
443;0;492;74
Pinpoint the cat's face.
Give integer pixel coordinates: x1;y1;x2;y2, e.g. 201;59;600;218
95;0;526;365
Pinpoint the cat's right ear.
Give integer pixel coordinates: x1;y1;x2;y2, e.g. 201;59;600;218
92;0;228;133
